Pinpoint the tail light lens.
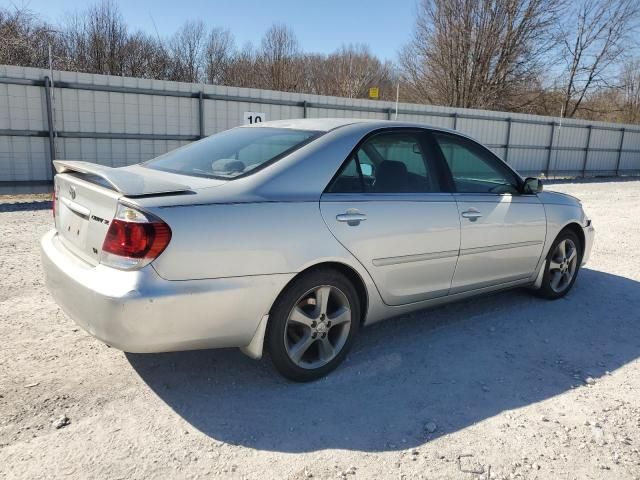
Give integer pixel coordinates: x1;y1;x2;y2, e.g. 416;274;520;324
101;204;172;270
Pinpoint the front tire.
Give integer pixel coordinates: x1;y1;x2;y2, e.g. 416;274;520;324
537;229;582;299
266;268;360;382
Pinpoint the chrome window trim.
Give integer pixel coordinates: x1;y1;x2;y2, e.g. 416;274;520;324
320;192;456;203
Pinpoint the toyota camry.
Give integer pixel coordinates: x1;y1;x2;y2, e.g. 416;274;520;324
41;119;595;381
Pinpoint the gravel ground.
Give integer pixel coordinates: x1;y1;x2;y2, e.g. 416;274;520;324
1;179;639;480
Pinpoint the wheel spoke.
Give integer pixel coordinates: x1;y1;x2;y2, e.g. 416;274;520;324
318;337;335;361
289;307;315;328
316;286;331;317
549;259;562;270
328;306;351;326
288;334;315;363
550;271;562;290
567;247;577;264
557;240;566;258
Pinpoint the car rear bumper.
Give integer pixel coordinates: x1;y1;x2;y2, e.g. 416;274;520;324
41;229;292;353
582;220;595;265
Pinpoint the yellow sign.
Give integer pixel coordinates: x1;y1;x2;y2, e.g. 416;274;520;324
368;87;379;99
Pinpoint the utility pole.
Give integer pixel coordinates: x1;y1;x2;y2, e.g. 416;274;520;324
43;29;62;161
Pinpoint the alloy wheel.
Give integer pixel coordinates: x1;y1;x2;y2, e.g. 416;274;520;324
548;238;578;293
284;285;352;369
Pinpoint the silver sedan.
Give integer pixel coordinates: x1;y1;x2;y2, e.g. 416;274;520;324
41;119;595;381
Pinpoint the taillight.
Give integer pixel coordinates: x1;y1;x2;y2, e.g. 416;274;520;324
101;204;172;270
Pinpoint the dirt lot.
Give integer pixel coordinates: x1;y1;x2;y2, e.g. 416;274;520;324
1;179;639;480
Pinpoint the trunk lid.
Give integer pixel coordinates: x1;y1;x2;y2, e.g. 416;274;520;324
52;160;197;265
54;174;120;265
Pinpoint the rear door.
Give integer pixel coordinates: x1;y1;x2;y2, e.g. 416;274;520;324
320;129;460;306
431;131;546;293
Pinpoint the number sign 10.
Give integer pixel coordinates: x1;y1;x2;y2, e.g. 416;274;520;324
243;112;266;125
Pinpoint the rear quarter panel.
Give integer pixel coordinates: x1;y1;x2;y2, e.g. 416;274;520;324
149;202;369;281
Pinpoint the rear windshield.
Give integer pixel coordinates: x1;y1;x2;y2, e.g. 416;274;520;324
143;127;320;179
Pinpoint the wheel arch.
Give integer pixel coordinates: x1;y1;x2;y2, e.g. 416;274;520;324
534;221;585;290
269;261;369;325
240;261;370;360
559;222;585;255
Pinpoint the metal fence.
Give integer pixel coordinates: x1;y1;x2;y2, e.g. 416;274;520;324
1;64;640;187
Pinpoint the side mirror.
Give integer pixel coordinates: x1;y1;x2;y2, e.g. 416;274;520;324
523;177;543;194
360;163;373;176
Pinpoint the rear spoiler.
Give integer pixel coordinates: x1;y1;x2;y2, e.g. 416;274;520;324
53;160;192;197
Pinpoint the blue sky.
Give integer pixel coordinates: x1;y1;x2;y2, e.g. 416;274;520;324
19;0;417;62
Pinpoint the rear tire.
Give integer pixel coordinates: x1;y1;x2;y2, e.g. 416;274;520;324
537;229;582;299
266;268;360;382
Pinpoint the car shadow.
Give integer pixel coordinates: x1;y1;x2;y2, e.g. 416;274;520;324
0;200;52;212
126;268;640;453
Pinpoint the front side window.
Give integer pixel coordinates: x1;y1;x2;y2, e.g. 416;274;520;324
329;131;441;194
144;127;320;179
433;132;520;194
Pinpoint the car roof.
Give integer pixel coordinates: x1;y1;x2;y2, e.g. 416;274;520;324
242;118;366;132
242;118;459;135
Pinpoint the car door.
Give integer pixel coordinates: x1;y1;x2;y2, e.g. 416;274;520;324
431;131;546;293
320;129;460;306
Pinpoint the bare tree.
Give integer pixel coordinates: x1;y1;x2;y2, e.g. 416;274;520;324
620;59;640;122
298;46;397;99
58;0;130;75
61;12;88;72
300;53;328;94
121;31;168;79
223;42;261;88
400;0;561;109
0;6;59;68
557;0;640;118
321;44;393;98
168;20;206;82
203;28;235;85
259;23;301;91
90;0;127;74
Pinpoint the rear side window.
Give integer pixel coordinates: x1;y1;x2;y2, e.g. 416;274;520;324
329;131;442;194
144;127;320;179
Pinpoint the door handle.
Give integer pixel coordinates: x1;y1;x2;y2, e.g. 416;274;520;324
461;209;483;221
336;209;367;226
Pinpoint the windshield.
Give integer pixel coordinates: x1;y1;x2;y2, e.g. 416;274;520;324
143;127;320;179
